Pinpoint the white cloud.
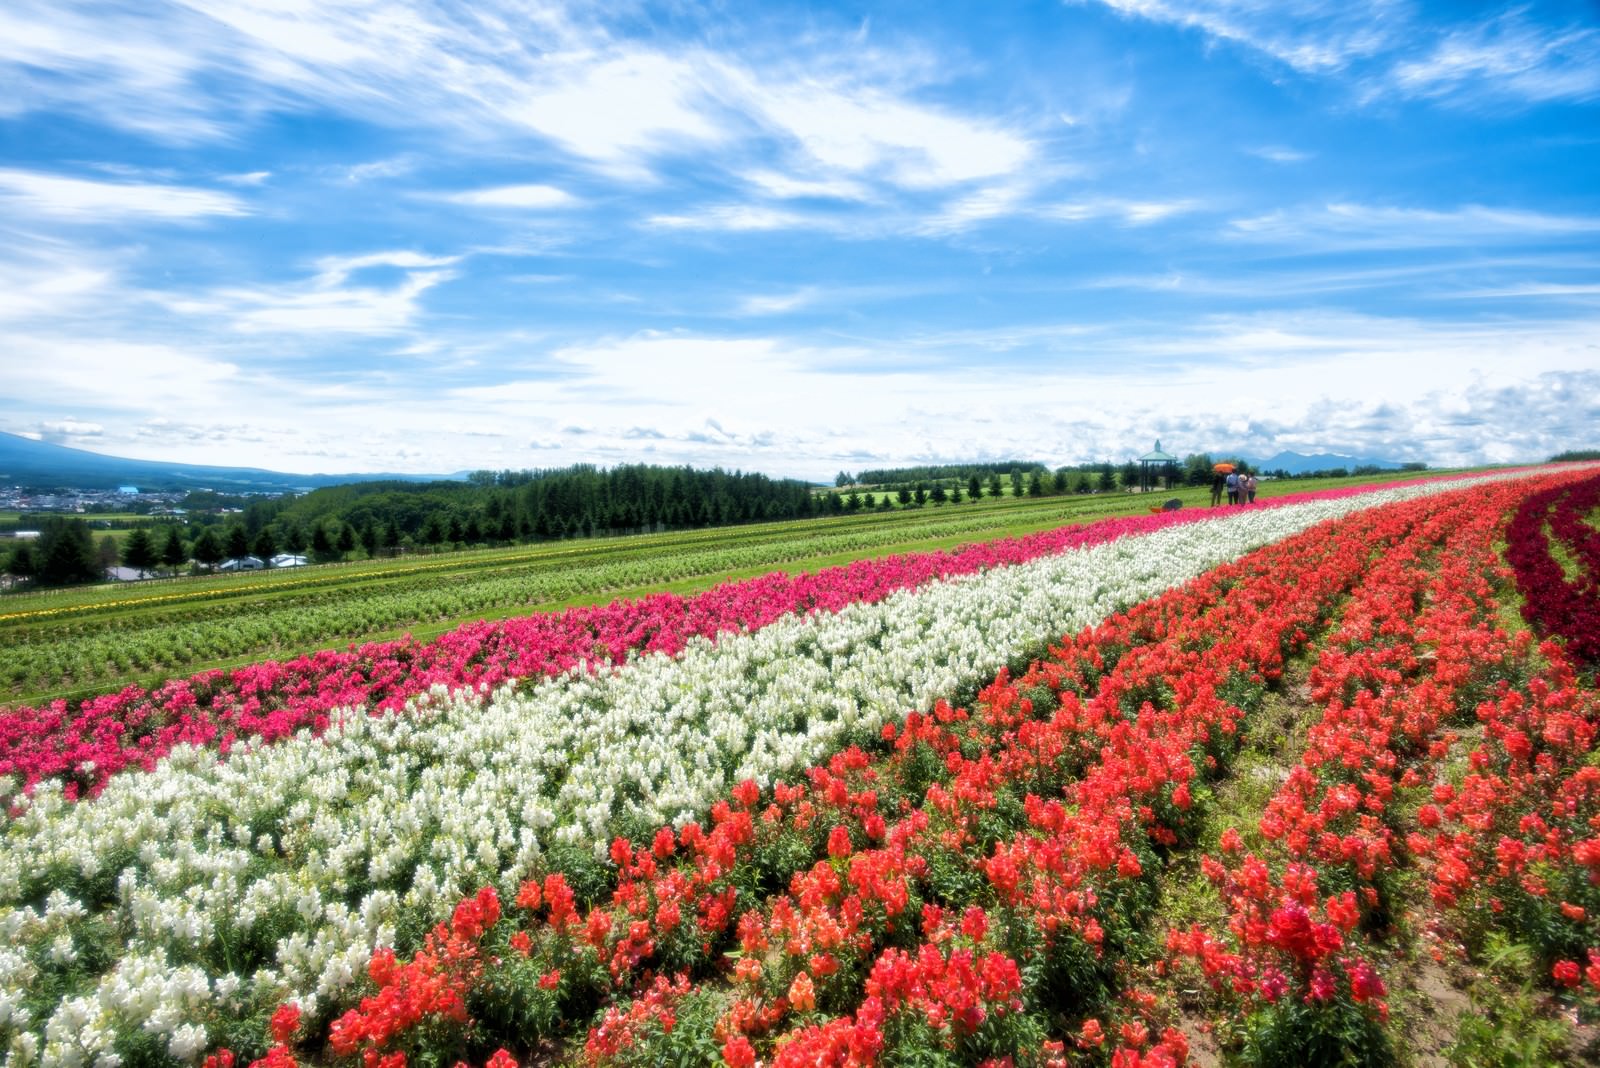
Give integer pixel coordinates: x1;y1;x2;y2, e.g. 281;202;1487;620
417;313;1600;475
1229;202;1600;247
646;205;813;232
1386;16;1600;105
0;168;248;221
1083;0;1395;74
313;250;460;281
736;288;819;315
1086;2;1599;110
6;333;240;411
1440;282;1600;300
1245;146;1311;163
1043;197;1202;225
746;79;1032;188
919;183;1034;235
10;307;1596;475
39;418;104;437
340;158;415;183
0;0;1040;216
742;170;872;201
173;250;461;335
443;184;577;209
0;3;224;140
0;242;116;321
220;170;272;186
502;49;730;176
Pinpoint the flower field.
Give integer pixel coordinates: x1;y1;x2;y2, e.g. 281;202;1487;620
3;467;1597;1068
0;471;1496;803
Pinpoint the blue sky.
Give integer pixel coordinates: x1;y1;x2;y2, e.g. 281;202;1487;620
1;0;1597;479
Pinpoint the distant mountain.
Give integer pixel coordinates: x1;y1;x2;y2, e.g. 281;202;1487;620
1252;450;1410;475
0;432;458;492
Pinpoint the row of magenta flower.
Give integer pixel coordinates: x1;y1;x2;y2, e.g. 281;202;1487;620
207;470;1599;1067
0;470;1481;802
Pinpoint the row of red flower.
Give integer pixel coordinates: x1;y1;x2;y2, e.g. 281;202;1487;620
1165;473;1550;1063
0;471;1494;801
209;473;1566;1067
1505;471;1600;665
1169;470;1600;1068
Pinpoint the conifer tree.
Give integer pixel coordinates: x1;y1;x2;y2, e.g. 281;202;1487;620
160;526;188;571
191;527;225;570
121;527;157;577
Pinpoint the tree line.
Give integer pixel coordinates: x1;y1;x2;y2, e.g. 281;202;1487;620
842;461;1049;487
2;464;822;587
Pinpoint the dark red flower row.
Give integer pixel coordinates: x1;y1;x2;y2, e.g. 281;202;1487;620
1505;471;1600;664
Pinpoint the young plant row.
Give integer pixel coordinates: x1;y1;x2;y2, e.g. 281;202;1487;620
220;473;1559;1068
0;480;1522;1068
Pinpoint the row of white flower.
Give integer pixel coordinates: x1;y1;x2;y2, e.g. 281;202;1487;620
0;474;1517;1067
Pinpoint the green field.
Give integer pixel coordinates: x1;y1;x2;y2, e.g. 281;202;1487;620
0;469;1462;706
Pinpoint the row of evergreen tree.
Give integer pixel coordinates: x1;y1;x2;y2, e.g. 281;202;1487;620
843;461;1050;487
2;465;824;586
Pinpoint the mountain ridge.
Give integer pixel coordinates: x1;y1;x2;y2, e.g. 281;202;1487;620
1247;450;1411;475
0;432;459;492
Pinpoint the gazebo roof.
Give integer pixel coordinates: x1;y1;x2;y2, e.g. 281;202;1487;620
1138;439;1178;463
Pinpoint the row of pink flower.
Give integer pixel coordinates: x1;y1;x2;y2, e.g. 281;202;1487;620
0;469;1518;801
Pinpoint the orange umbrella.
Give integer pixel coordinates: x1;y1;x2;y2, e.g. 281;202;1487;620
1213;462;1235;473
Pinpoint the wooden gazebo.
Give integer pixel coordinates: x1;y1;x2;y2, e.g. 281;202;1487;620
1137;439;1179;493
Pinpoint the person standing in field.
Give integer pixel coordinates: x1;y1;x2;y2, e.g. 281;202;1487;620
1244;472;1258;504
1210;470;1225;508
1225;470;1240;506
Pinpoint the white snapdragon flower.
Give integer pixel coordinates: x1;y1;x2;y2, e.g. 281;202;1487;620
165;1025;206;1063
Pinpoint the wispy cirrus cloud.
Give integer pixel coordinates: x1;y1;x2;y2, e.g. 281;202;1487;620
442;184;578;209
918;183;1037;235
0;167;247;221
1043;196;1204;225
1228;202;1600;248
1438;282;1600;301
218;170;271;186
0;1;1035;200
740;170;872;202
1245;145;1312;163
736;288;820;316
1082;1;1600;109
0;238;119;321
740;78;1032;189
1384;14;1600;106
645;205;815;233
1080;0;1397;74
170;250;460;335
